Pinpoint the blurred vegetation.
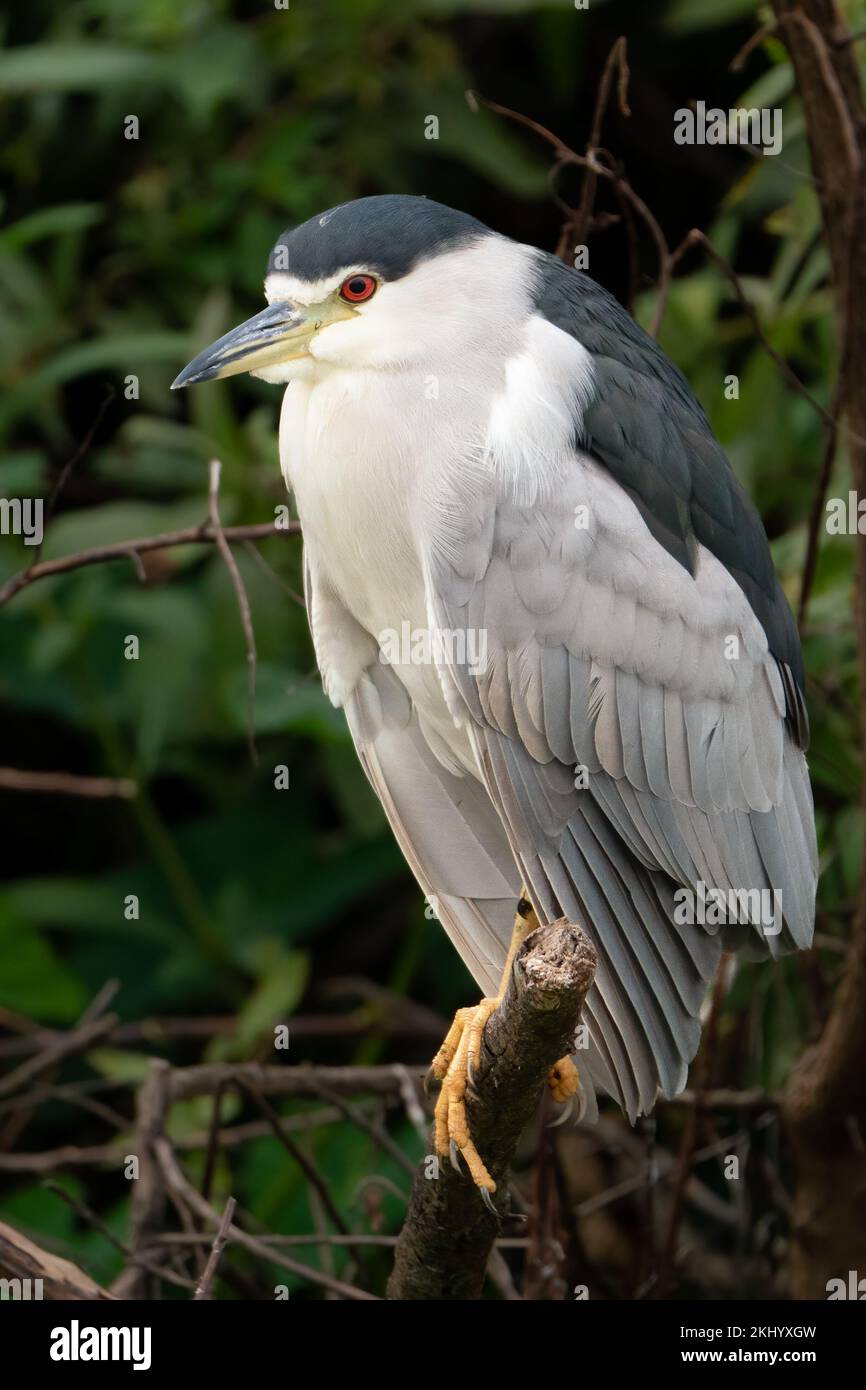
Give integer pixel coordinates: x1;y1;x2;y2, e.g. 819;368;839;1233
0;0;864;1297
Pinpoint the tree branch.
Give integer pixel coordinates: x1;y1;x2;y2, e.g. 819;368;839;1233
0;1220;117;1300
771;0;866;1297
387;921;596;1301
0;768;137;798
0;520;300;609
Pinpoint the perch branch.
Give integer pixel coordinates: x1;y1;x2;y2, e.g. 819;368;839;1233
387;920;596;1301
0;1220;117;1300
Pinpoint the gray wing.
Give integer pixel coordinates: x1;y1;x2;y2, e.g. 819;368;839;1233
302;550;520;995
420;448;817;1119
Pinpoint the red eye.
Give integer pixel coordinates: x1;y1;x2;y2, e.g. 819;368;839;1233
339;274;377;303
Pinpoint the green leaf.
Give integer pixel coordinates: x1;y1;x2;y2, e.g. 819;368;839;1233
0;205;104;251
222;667;350;742
665;0;760;32
86;1048;155;1083
0;45;156;92
0;911;86;1021
229;943;309;1055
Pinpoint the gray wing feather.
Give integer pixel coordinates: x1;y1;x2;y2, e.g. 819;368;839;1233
342;660;521;995
421;456;817;1114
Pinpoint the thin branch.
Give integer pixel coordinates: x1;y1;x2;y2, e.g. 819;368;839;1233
668;227;839;430
299;1066;417;1178
234;1078;368;1264
656;955;731;1297
0;768;137;798
730;21;779;70
43;1180;195;1292
0;519;299;609
194;1196;236;1300
467;88;674;339
153;1136;378;1301
208;460;258;765
572;36;631;253
0;1003;444;1060
28;384;116;570
167;1061;422;1103
0;1010;117;1100
198;1082;226;1215
798;374;845;626
242;538;306;608
111;1059;171;1299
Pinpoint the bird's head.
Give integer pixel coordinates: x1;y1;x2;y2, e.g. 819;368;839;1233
172;195;530;389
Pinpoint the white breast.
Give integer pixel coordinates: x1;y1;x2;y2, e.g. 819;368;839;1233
278;364;486;771
277;301;595;778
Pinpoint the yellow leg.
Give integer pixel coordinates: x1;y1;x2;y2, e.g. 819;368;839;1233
429;892;580;1202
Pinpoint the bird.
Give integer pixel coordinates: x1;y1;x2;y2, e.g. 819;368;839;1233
173;193;818;1202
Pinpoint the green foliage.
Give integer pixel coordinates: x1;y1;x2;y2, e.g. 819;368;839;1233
1;0;864;1297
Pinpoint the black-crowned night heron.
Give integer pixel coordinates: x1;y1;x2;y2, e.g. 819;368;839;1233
174;195;817;1201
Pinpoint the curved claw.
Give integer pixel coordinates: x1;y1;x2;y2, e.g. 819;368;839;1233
449;1139;462;1174
480;1186;498;1216
423;1066;441;1099
574;1085;588;1125
546;1097;574;1129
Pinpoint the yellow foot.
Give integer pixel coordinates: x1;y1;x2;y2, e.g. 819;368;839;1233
548;1055;579;1104
429;998;500;1208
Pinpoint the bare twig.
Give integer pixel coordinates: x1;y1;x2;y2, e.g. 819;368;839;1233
667;227;838;429
194;1196;236;1300
730;21;779;70
571;37;631;255
167;1061;422;1104
208;460;258;764
153;1136;378;1300
656;955;731;1297
0;520;299;609
0;769;137;798
27;384;116;570
112;1059;171;1298
235;1078;367;1264
0;1000;445;1060
299;1067;417;1178
43;1180;195;1292
0;1010;117;1100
